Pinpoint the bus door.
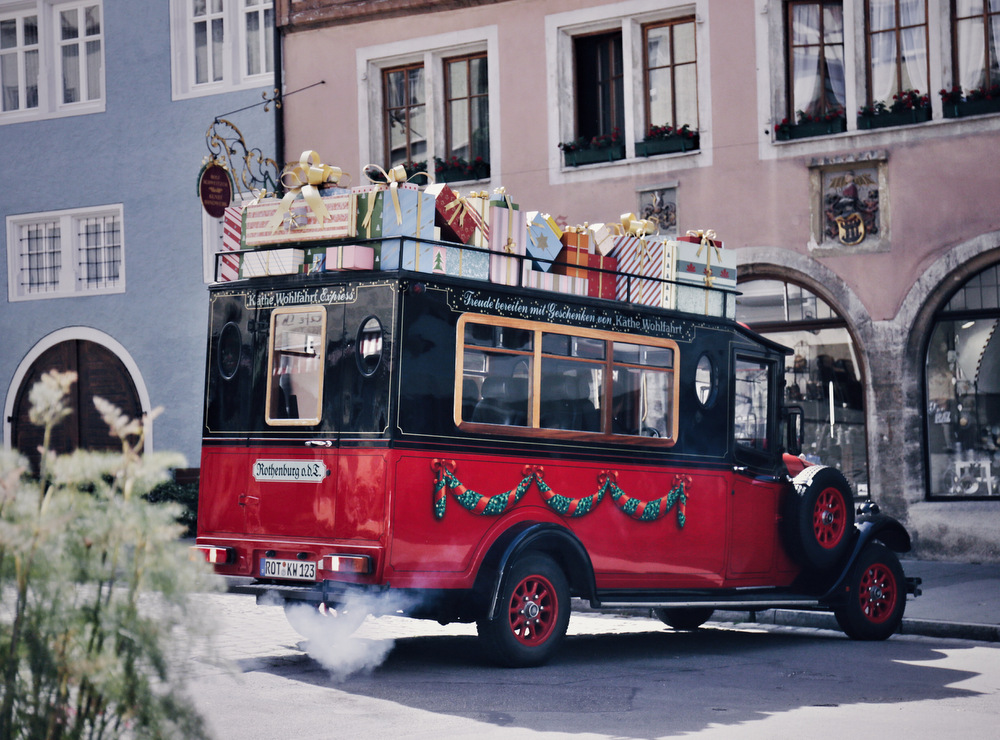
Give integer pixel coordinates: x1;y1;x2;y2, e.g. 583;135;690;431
198;290;261;538
727;353;783;577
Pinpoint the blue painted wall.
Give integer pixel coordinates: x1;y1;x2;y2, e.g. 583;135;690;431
0;2;277;467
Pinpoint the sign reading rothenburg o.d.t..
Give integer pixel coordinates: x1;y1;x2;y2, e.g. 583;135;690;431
253;460;328;483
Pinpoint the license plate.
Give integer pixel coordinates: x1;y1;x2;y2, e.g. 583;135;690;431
260;558;316;581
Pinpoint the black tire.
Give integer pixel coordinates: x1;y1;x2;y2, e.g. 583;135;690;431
477;554;570;668
653;607;715;631
284;601;367;639
786;465;855;571
833;542;905;641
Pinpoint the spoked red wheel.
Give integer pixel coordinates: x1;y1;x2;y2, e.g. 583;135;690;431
786;465;856;570
856;560;899;624
813;486;848;550
478;554;570;667
834;542;906;640
507;573;558;645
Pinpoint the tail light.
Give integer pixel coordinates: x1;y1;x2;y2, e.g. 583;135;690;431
192;545;234;565
319;554;371;574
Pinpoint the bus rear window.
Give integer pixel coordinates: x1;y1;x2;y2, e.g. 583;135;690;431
457;315;678;443
266;307;327;426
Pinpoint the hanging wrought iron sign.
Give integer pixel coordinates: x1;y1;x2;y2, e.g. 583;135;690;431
198;161;235;218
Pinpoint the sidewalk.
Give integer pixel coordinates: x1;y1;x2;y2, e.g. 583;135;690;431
715;558;1000;642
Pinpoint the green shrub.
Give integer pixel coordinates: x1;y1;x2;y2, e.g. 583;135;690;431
0;371;221;739
144;479;199;538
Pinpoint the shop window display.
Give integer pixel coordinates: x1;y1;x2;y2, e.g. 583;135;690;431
737;278;868;495
925;265;1000;498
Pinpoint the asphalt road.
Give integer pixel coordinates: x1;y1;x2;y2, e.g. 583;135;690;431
181;592;1000;740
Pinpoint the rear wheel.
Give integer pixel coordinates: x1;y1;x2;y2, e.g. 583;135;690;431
654;607;715;631
477;554;570;668
787;465;855;570
833;542;905;641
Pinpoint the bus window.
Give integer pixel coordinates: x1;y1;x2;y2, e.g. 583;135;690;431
266;307;327;425
612;342;673;438
539;332;604;432
735;357;770;450
457;315;678;443
462;322;532;426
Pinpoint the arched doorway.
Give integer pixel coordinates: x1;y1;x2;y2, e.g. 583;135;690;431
10;339;142;476
924;262;1000;499
737;278;869;495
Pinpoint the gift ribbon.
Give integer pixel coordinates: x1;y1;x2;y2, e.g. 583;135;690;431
467;191;491;245
620;213;657;269
266;150;350;232
687;228;722;313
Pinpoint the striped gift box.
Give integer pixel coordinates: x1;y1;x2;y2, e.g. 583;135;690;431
216;205;243;282
609;235;674;308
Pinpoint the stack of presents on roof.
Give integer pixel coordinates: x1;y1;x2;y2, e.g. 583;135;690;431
217;151;737;319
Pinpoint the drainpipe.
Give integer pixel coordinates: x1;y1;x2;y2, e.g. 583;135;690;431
273;17;285;185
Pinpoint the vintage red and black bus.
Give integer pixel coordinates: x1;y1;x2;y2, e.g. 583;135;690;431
195;236;918;667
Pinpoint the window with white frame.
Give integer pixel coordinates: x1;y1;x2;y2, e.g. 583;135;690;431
170;0;274;100
864;0;929;108
547;1;703;166
952;0;1000;94
359;29;496;182
766;0;1000;142
7;205;124;301
0;0;104;124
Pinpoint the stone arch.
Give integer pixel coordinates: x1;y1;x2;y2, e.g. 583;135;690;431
4;328;152;474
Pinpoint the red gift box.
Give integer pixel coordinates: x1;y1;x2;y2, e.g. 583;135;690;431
425;183;485;244
587;253;618;299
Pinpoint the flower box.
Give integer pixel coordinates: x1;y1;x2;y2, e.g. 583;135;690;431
635;134;700;156
563;144;626;167
942;97;1000;119
775;117;847;141
857;107;931;129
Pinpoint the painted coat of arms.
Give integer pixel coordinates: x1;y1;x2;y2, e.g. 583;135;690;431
823;168;879;246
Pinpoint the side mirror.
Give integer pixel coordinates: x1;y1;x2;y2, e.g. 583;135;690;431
782;405;804;456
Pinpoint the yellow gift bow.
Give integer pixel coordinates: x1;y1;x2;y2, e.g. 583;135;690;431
266;150;351;232
686;229;721;287
444;192;477;231
362;163;432;229
621;212;657;268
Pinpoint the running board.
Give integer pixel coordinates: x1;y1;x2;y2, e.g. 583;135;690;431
592;590;826;611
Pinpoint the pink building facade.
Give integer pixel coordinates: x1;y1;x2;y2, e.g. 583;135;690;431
275;0;1000;561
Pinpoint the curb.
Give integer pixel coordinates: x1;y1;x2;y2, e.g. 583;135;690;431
714;609;1000;643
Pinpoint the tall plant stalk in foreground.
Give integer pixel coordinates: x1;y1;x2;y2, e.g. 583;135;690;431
0;371;221;739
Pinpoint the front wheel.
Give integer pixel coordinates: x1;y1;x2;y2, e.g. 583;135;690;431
833;542;905;641
477;554;570;668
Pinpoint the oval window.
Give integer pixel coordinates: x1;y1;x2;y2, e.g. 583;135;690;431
356;317;384;376
695;354;716;407
218;322;242;380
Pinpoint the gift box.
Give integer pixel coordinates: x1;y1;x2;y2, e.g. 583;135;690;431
429;242;491;280
585;222;620;256
325;245;375;271
524;211;563;272
673;232;736;289
489;201;528;286
465;191;492;247
586;253;618;300
425;183;485;244
243;193;356;247
672;231;737;318
610;235;675;308
353;185;384;240
215;204;243;281
553;226;591;278
240;248;304;278
523;268;588;296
